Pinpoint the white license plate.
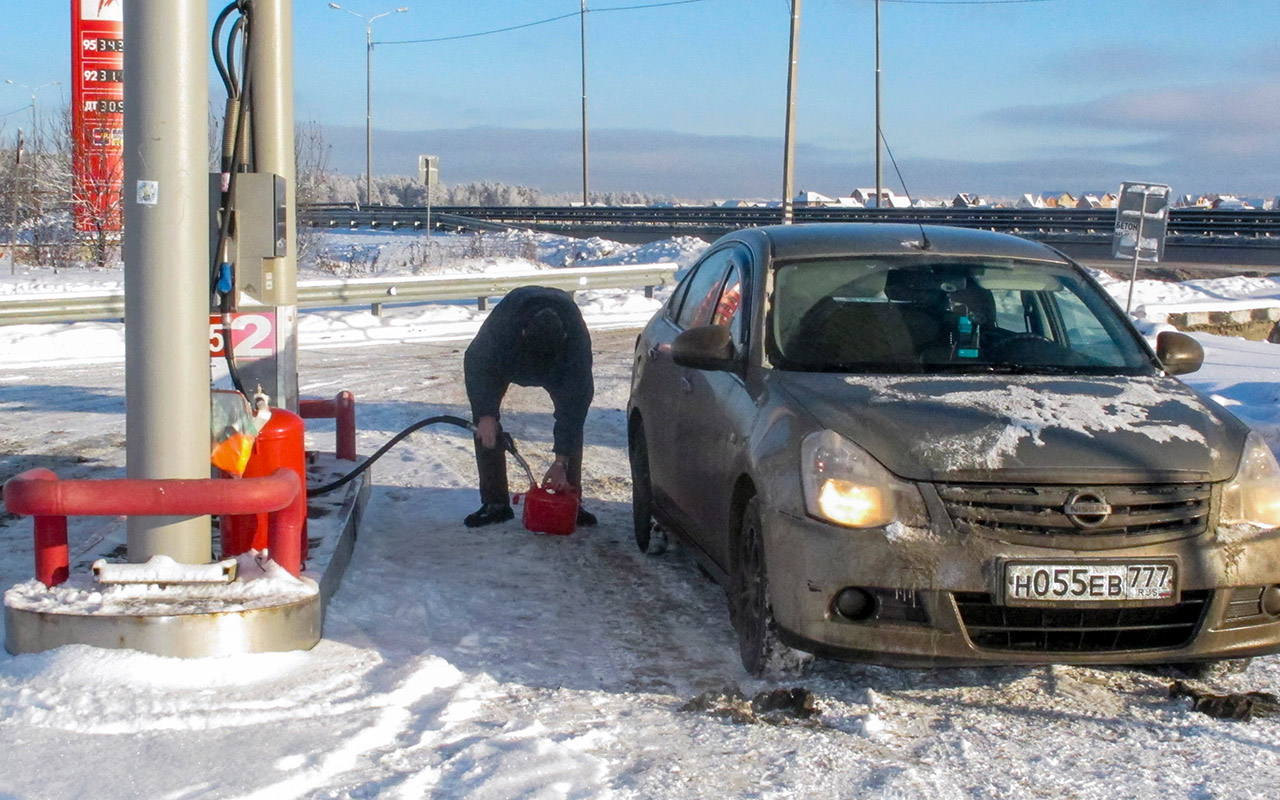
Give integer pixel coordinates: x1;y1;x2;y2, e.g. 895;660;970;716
1003;561;1177;606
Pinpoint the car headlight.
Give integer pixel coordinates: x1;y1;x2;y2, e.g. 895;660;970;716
800;430;928;528
1222;431;1280;528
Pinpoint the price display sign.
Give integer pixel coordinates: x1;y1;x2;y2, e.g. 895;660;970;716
72;0;125;233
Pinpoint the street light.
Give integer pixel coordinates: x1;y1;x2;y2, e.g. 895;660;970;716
328;3;409;206
5;79;61;272
4;79;62;149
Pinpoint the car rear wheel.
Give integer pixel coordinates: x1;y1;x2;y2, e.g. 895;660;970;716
628;419;666;555
731;496;811;677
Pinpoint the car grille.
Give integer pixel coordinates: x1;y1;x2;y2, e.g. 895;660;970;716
954;590;1210;653
936;482;1211;539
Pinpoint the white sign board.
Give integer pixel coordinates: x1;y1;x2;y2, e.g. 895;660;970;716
1112;182;1171;262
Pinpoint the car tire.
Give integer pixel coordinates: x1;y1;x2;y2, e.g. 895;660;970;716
731;495;811;677
628;418;666;555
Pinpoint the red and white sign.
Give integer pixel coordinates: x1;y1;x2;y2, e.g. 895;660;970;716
72;0;124;232
210;313;276;360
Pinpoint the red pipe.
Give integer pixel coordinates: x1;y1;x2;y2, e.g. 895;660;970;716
300;390;357;461
3;468;299;517
3;468;303;585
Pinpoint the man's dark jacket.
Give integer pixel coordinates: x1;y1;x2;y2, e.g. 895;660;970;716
464;286;594;457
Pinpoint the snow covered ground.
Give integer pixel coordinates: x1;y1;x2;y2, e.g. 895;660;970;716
3;230;1280;798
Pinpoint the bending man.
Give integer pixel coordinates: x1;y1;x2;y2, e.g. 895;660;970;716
463;285;596;528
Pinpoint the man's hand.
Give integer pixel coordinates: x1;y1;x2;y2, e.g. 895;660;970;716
475;415;500;449
542;456;572;492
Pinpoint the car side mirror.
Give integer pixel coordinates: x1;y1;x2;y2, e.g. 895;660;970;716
1156;330;1203;376
672;325;736;371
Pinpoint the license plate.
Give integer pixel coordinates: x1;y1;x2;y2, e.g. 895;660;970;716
1003;560;1177;606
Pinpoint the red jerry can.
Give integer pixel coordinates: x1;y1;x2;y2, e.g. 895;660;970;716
220;408;308;570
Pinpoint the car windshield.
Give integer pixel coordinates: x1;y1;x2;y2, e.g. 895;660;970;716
769;255;1157;375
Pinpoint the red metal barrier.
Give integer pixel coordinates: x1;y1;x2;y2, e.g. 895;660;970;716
299;390;357;461
2;467;303;586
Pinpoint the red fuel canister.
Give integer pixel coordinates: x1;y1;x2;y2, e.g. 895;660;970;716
220;408;308;569
520;486;579;536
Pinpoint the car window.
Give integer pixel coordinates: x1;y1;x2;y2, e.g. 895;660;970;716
674;249;733;330
769;256;1154;375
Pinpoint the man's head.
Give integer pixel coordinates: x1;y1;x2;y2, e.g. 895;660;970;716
520;306;567;367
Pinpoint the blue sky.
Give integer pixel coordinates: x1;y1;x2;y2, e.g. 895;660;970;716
2;0;1278;201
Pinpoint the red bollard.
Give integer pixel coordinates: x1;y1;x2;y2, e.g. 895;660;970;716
221;408;308;574
7;468;70;587
335;391;356;461
299;391;357;461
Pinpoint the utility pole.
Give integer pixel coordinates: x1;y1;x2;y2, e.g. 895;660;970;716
8;129;20;275
781;0;802;224
5;80;61;264
580;0;590;206
874;0;882;210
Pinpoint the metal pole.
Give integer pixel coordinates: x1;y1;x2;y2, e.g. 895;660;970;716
250;0;300;411
874;0;882;210
5;80;60;264
580;0;590;206
8;130;20;275
781;0;802;225
1125;189;1150;315
328;5;407;203
123;0;211;564
365;21;373;206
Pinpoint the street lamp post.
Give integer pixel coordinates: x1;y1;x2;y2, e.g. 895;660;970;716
5;79;61;267
328;4;408;206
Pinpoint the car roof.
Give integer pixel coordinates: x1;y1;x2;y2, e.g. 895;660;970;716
725;223;1070;265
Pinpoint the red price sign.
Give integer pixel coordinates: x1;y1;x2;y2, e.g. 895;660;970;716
72;0;125;232
210;313;276;360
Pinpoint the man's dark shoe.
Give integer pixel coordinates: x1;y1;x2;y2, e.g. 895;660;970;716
576;506;598;526
465;503;514;528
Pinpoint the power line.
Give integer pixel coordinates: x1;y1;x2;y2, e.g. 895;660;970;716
379;12;578;45
879;0;1066;5
377;0;713;46
593;0;711;12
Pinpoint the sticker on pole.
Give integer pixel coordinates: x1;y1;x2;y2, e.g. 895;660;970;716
210;312;276;360
1112;182;1170;262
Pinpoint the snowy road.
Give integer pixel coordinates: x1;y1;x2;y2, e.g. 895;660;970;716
3;330;1280;798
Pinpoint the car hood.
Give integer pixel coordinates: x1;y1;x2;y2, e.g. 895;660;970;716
777;373;1248;484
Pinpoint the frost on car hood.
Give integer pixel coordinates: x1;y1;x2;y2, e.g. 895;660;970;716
779;373;1248;484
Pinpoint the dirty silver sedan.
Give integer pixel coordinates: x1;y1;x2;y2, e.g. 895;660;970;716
626;223;1280;675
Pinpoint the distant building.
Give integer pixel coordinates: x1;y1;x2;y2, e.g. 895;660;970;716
1075;193;1117;209
795;190;837;207
1015;193;1046;209
1040;191;1076;208
849;188;910;208
951;193;989;208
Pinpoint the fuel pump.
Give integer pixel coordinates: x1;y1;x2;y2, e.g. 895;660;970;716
209;1;307;557
210;0;299;413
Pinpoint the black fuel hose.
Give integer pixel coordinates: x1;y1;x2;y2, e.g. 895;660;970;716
306;415;536;498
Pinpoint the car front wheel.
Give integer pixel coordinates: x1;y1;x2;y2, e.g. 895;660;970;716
731;495;811;677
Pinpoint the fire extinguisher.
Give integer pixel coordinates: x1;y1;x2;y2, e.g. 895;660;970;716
221;407;307;571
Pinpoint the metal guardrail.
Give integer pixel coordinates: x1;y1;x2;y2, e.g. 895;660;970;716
301;204;1280;240
0;264;679;326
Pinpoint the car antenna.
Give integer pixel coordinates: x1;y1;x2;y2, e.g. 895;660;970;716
880;129;932;251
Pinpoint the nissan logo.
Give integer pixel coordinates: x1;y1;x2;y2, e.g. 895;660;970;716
1064;490;1112;528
